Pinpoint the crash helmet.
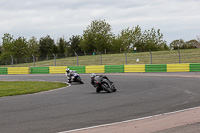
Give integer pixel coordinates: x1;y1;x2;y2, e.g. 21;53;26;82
90;73;96;78
66;68;70;73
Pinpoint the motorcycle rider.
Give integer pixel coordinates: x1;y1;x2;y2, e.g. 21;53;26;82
90;73;97;87
66;68;74;83
90;73;113;87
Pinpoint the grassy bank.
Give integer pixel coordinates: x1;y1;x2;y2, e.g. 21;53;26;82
1;49;200;67
0;81;67;97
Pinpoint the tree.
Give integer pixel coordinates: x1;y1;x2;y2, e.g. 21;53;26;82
1;34;29;62
196;36;200;48
57;37;66;56
52;43;58;55
79;20;114;53
0;45;2;55
170;39;200;50
117;26;168;52
28;36;40;57
170;39;185;50
131;25;144;52
12;37;29;59
118;25;142;52
185;39;200;49
68;35;82;56
1;33;14;64
111;35;124;53
79;32;96;53
2;33;14;53
0;44;4;64
118;27;134;52
197;36;200;43
39;35;56;58
142;28;168;51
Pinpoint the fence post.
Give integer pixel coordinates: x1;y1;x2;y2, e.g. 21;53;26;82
99;52;102;65
75;52;78;66
53;54;56;66
124;51;127;65
10;55;13;67
177;49;180;63
32;54;35;67
149;50;152;64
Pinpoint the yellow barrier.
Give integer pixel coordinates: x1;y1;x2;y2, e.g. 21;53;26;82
167;64;190;72
8;67;29;74
49;66;67;74
86;65;105;73
124;65;145;72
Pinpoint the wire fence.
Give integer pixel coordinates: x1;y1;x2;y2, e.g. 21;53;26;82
0;49;200;67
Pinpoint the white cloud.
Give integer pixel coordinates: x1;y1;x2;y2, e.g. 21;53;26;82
0;0;200;44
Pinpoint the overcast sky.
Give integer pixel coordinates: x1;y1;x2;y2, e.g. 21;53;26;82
0;0;199;44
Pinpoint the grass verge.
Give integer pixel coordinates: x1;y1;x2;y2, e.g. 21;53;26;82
1;49;200;67
0;81;67;97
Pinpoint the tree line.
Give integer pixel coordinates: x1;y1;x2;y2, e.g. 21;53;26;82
0;19;199;63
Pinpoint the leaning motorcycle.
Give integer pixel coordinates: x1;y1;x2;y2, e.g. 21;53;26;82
65;73;84;84
93;76;116;93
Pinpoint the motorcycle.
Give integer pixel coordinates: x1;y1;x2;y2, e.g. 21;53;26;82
93;76;116;93
65;72;84;84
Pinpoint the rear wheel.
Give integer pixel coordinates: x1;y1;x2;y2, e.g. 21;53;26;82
77;77;84;84
96;87;101;93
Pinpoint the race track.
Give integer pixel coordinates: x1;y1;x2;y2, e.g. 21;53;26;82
0;72;200;133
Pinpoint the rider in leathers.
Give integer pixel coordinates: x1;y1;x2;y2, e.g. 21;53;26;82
66;68;74;83
90;73;113;87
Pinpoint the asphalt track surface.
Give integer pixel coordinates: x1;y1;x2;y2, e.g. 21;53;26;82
0;72;200;133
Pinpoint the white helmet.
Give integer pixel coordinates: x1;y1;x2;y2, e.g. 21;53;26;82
66;68;70;72
90;73;96;78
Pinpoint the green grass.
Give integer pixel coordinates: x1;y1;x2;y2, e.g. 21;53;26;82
1;49;200;67
0;81;67;97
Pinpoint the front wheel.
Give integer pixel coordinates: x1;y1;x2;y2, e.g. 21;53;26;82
101;83;112;93
111;84;117;92
79;80;84;84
